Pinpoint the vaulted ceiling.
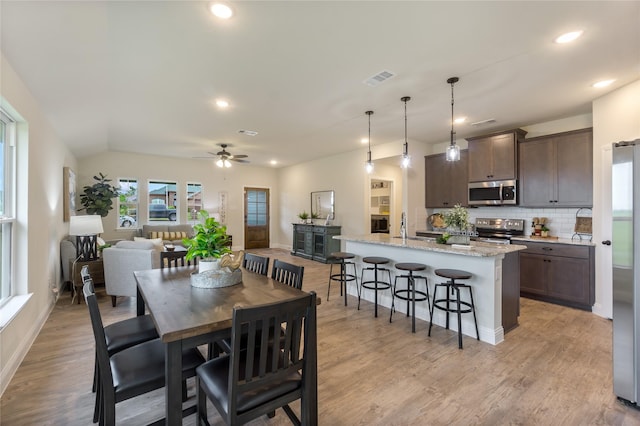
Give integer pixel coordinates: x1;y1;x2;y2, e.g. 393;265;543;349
2;1;639;167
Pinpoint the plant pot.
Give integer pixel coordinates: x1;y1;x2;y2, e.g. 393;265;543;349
198;259;220;274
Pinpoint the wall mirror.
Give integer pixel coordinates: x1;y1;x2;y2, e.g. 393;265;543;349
311;190;334;219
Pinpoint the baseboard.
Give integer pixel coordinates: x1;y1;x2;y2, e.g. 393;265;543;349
0;298;53;396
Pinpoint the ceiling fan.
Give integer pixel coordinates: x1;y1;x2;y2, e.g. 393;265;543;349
196;143;249;167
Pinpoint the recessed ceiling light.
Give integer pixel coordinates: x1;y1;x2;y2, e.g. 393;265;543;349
215;99;230;108
270;160;278;166
361;138;369;144
210;3;233;19
592;79;615;88
554;30;584;44
454;117;466;124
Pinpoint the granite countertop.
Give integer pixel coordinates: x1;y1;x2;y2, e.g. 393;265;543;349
511;236;595;246
335;233;526;257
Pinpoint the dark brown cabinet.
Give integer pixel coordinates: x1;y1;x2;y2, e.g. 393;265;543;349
292;224;341;263
519;240;595;311
466;129;526;182
519;128;593;207
424;150;468;208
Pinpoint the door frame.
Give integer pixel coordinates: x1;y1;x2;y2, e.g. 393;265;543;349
243;186;271;249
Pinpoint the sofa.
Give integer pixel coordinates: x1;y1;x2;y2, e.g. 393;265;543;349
102;240;161;306
137;224;194;247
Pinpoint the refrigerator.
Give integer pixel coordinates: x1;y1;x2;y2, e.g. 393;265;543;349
612;139;640;405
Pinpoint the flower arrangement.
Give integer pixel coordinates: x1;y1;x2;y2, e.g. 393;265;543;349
443;204;469;231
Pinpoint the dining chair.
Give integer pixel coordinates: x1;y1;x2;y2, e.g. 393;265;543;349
81;268;159;422
242;253;270;276
271;259;304;290
83;281;206;426
195;291;318;426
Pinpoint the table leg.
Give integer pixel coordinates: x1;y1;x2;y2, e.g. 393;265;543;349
342;261;348;307
166;340;183;425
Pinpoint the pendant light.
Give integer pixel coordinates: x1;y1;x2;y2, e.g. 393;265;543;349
365;110;374;174
401;96;411;168
446;76;461;162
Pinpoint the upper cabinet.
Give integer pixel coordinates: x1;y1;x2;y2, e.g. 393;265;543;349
466;129;527;182
519;128;593;207
425;150;468;208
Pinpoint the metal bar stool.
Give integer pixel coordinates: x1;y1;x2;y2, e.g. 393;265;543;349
327;252;358;306
390;263;429;333
428;269;479;349
358;257;392;318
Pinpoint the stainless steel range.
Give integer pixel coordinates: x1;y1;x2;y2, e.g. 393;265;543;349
474;218;525;244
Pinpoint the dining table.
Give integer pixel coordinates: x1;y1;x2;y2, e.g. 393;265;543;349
134;265;318;425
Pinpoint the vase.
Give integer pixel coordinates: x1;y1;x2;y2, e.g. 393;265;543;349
198;259;220;274
446;227;470;245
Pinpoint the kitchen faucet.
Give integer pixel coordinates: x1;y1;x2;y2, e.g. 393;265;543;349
400;212;407;240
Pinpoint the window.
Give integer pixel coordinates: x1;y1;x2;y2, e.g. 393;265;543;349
246;189;267;226
117;178;138;228
0;109;16;305
186;183;202;224
148;180;177;222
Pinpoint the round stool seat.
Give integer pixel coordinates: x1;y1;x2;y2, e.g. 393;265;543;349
395;262;427;272
434;269;472;280
330;251;356;260
362;256;390;265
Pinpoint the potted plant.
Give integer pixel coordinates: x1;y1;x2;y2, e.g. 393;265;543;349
298;211;310;223
310;211;320;222
79;173;119;217
442;204;470;244
541;225;550;237
182;210;232;273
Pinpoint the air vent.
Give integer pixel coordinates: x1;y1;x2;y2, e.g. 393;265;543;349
238;129;258;136
364;70;396;87
470;118;497;126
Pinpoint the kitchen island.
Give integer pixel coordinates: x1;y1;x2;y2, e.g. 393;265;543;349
334;234;526;345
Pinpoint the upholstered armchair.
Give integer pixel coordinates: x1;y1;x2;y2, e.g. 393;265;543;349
102;240;161;307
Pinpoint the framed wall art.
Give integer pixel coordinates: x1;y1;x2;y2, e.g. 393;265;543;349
63;166;76;222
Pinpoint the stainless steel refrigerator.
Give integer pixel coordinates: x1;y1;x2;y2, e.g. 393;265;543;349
613;139;640;405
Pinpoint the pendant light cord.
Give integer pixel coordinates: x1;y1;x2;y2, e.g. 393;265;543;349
448;77;459;145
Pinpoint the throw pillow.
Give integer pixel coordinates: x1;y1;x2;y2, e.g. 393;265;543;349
134;237;164;251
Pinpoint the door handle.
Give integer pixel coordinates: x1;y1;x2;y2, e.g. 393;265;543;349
602;240;612;246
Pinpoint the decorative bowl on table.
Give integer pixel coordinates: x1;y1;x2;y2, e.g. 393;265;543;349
164;244;175;252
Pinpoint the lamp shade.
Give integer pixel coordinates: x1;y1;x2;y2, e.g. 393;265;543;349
69;215;104;236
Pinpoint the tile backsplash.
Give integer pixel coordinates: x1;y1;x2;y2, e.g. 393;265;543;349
429;206;592;240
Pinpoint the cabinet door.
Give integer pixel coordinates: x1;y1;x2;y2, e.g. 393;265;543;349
468;136;494;182
519;253;547;296
519;139;555;206
425;154;451;208
555;130;593;207
490;133;517;180
547;256;591;305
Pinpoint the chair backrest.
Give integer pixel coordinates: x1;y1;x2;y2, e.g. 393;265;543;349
271;259;304;290
80;264;92;284
82;281;115;394
242;253;270;276
227;291;317;424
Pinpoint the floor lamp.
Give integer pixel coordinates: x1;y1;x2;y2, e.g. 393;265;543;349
69;215;104;261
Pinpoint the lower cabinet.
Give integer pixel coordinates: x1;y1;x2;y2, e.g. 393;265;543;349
292;224;341;263
519;241;595;310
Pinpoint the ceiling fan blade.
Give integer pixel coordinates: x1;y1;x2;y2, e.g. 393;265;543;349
193;156;215;159
232;154;248;159
231;158;250;163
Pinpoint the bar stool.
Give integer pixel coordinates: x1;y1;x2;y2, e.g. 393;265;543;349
428;269;479;349
327;252;358;306
390;263;430;333
358;257;392;318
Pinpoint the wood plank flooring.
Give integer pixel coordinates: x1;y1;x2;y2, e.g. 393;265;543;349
2;248;639;425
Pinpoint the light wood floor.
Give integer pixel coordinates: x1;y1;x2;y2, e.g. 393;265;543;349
2;248;639;425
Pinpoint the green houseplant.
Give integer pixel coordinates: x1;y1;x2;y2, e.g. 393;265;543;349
182;210;232;270
443;204;469;231
298;211;310;223
79;173;120;217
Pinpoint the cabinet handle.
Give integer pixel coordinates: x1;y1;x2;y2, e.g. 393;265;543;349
542;247;553;251
602;240;612;246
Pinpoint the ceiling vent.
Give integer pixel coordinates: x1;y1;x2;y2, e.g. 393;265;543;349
238;129;258;136
364;70;396;87
470;118;497;126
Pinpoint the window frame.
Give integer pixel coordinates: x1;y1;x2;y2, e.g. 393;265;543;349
186;182;203;224
116;177;138;229
147;179;178;223
0;109;16;306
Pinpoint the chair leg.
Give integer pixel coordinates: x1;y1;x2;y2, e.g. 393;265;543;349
282;404;302;425
455;286;463;349
196;377;210;426
267;410;276;418
467;285;480;341
110;296;116;307
327;263;335;301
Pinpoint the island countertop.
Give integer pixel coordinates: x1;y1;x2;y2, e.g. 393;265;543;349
334;233;526;257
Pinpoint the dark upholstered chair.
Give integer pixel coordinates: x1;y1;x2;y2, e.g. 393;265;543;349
196;292;318;425
83;282;205;425
242;253;270;276
271;259;304;290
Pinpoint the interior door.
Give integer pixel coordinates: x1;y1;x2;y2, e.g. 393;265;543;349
244;187;269;249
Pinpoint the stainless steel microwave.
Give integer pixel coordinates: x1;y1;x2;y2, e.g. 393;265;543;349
468;180;517;206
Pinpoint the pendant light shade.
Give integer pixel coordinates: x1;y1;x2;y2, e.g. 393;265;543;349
446;76;461;162
401;96;411;168
365;110;374;174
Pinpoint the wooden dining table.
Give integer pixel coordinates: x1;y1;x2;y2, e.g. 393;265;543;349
134;266;318;425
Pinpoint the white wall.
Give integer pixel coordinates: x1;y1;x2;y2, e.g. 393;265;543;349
78;151;279;248
592;79;640;318
0;54;76;395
